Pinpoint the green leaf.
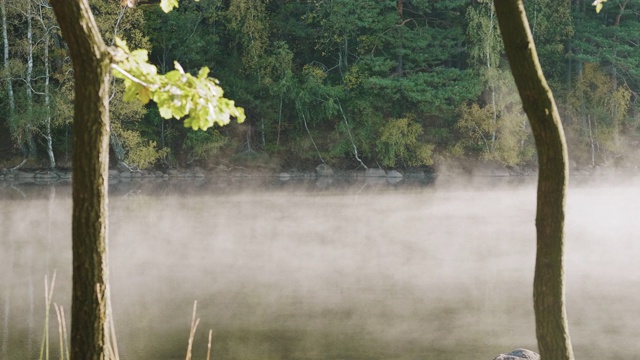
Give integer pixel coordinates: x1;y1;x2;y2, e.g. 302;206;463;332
160;0;179;13
593;0;607;13
122;80;141;102
197;67;210;79
114;37;130;53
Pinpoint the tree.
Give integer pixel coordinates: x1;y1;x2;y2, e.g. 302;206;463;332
48;0;244;358
493;2;574;360
49;1;112;357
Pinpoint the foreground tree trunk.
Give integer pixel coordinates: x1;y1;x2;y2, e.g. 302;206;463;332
49;0;112;358
493;2;574;360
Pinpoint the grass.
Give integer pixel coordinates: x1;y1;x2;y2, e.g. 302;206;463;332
38;271;69;360
185;300;214;360
37;273;212;360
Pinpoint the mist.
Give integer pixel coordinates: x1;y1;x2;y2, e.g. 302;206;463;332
1;175;639;359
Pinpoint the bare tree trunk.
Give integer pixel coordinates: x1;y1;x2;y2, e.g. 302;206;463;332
494;2;574;360
110;132;126;165
50;0;112;358
588;114;595;167
1;0;13;118
36;0;56;169
487;4;497;150
25;1;37;159
109;6;128;167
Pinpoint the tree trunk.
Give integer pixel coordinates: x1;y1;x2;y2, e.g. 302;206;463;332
49;0;112;359
0;0;15;159
493;2;574;360
25;1;37;159
36;1;56;170
1;0;13;117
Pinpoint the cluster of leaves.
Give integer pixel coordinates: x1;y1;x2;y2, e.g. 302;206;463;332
112;38;245;131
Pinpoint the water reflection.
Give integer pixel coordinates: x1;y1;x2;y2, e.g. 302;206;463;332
2;176;640;359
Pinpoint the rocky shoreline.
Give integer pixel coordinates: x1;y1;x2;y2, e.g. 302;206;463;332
0;164;432;186
1;160;634;186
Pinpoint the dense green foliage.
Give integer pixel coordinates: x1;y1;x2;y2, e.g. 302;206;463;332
2;0;640;171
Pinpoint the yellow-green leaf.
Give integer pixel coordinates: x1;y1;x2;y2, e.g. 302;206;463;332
139;87;150;104
593;0;607;13
160;0;179;13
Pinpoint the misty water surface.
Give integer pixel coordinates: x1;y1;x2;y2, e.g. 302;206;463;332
1;176;640;359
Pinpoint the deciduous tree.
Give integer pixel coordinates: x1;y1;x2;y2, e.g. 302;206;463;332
48;0;244;358
494;1;574;359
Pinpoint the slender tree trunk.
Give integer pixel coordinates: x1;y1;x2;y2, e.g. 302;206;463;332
49;0;112;358
36;1;56;169
487;4;497;150
110;132;126;165
1;0;13;117
395;0;404;76
25;1;37;159
494;2;574;360
588;114;595;167
109;6;127;167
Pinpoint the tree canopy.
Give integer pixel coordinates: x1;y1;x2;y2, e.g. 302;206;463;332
2;0;640;172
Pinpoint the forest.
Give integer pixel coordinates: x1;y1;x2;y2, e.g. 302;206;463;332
1;0;639;173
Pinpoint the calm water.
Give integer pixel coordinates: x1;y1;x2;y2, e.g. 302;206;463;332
2;176;640;359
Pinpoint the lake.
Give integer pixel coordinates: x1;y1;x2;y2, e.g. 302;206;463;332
1;175;640;359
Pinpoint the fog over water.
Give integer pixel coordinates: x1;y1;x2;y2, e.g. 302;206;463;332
1;175;640;359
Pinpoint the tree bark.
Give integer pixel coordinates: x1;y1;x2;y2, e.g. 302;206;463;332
493;2;574;360
49;0;112;359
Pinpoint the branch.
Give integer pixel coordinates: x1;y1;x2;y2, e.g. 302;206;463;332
110;63;154;89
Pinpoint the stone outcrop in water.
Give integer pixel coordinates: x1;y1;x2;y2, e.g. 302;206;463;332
493;348;540;360
316;164;334;176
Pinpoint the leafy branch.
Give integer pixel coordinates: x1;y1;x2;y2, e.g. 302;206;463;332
111;37;245;131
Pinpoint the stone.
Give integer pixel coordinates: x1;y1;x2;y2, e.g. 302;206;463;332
277;172;291;181
365;168;386;177
316;164;334;176
108;169;120;178
15;171;35;179
387;170;403;178
493;348;540;360
35;171;59;181
56;171;72;179
167;169;181;177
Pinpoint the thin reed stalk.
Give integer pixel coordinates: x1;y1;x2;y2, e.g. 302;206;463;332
206;329;212;360
107;307;120;360
185;300;200;360
39;271;56;360
53;303;69;360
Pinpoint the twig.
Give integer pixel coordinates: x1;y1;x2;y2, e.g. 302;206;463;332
337;99;368;169
301;112;324;163
110;63;154;89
